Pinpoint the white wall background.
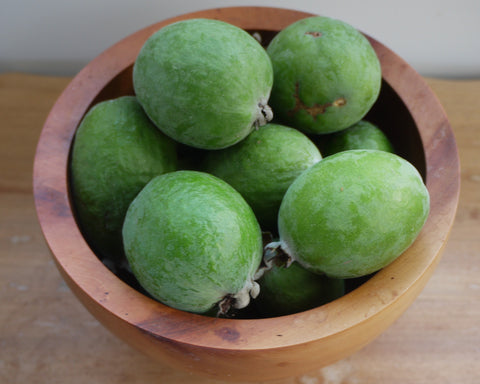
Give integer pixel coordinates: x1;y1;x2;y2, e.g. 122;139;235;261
1;0;479;78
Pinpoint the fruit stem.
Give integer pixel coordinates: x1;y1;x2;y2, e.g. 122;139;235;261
254;240;294;280
232;279;260;309
217;295;233;316
216;278;260;317
255;102;273;128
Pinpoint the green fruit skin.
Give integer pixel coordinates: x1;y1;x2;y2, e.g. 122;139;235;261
133;18;274;150
70;96;177;261
256;261;345;317
278;150;430;279
321;120;395;156
203;123;322;230
122;170;263;314
266;16;382;134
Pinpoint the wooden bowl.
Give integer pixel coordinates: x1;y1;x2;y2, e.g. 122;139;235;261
33;6;460;382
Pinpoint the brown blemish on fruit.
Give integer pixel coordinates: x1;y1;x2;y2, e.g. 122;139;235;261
289;82;347;120
305;31;322;37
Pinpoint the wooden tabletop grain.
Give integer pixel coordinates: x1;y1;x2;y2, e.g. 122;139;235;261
1;72;479;384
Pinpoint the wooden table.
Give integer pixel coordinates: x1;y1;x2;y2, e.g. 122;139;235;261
1;72;479;383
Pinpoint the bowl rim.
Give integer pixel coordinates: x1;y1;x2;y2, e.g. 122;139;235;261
33;6;460;352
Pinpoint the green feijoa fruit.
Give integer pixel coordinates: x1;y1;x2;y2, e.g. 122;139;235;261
133;18;274;150
266;16;381;134
276;149;430;279
255;261;345;317
320;120;394;156
122;170;263;315
70;96;177;262
203;123;322;230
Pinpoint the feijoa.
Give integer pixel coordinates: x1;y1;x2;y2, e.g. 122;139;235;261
275;150;430;279
266;16;381;134
320;120;394;156
256;261;345;317
203;123;322;230
70;96;177;262
133;18;274;150
122;170;263;315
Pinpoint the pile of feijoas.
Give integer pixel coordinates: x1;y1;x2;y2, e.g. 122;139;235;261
70;16;429;318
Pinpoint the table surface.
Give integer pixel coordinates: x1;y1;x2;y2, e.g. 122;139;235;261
1;72;479;384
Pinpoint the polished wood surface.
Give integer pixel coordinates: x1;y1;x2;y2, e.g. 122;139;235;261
2;71;478;383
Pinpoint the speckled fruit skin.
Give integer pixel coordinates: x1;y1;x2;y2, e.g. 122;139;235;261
203;123;321;230
70;96;177;262
133;18;274;150
122;170;263;314
321;120;394;156
256;261;345;317
266;16;381;134
278;150;430;279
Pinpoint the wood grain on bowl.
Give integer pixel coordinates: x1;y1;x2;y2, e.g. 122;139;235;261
33;6;460;381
